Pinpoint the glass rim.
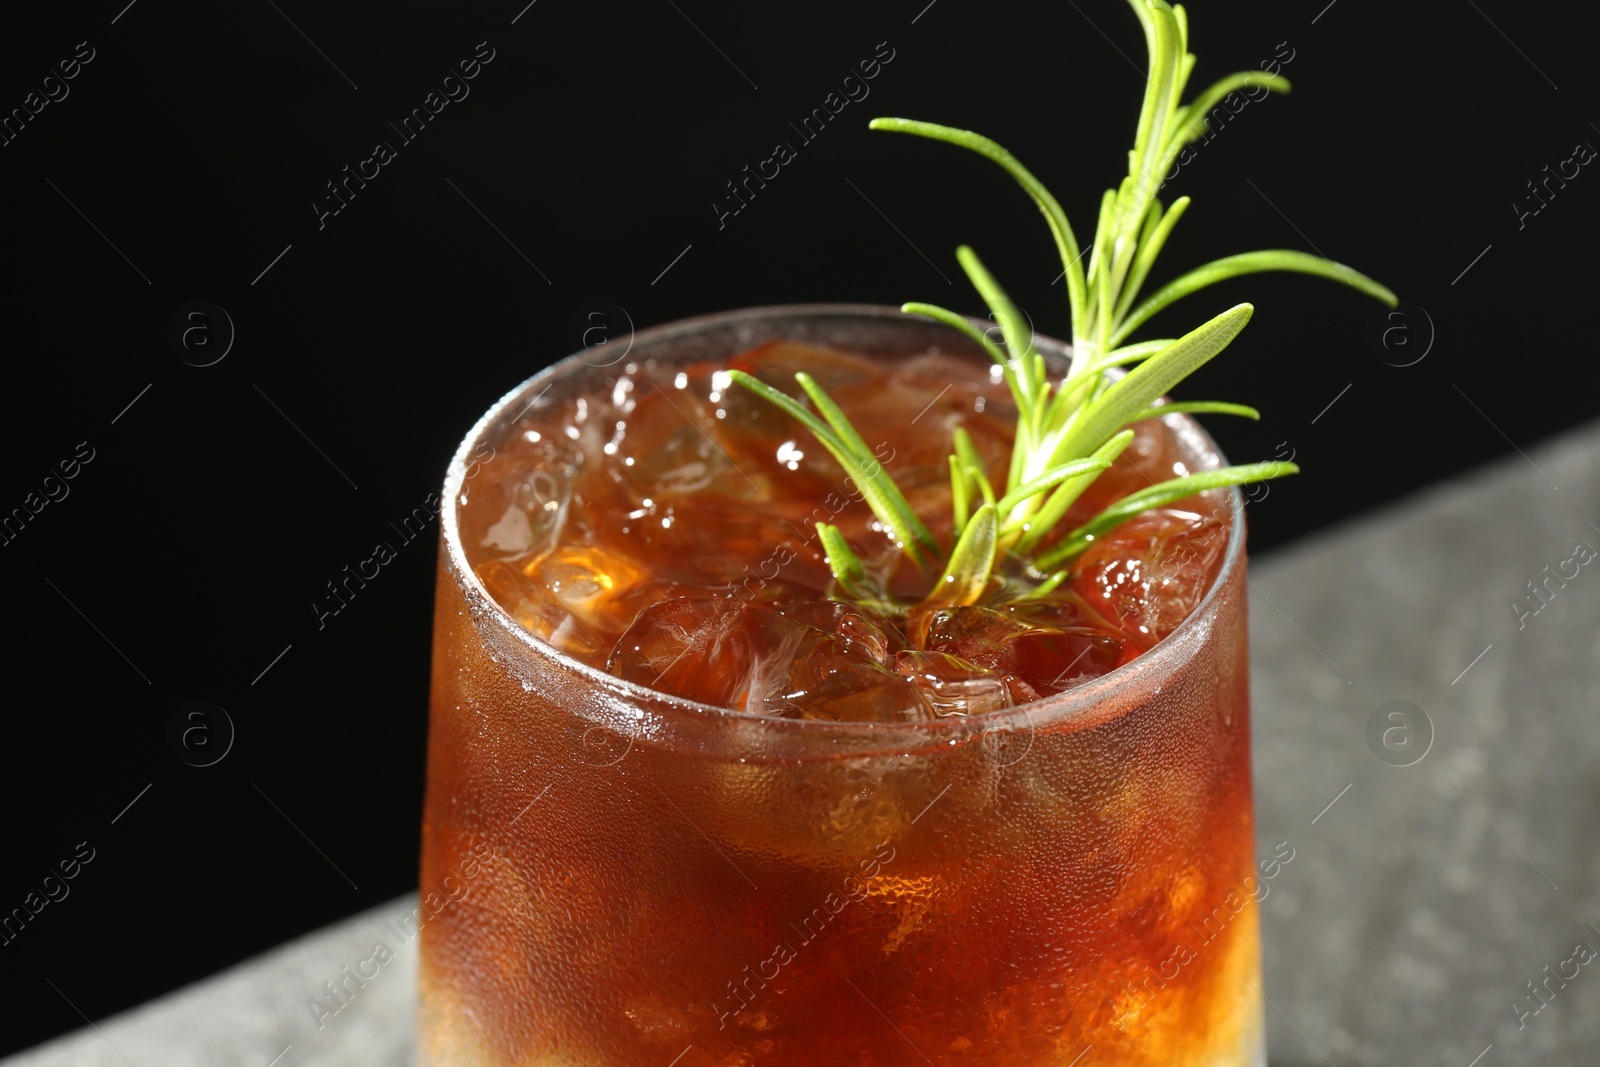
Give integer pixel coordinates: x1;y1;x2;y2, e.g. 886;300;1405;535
440;303;1245;747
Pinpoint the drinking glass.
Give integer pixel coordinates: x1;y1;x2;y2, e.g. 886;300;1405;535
419;305;1261;1066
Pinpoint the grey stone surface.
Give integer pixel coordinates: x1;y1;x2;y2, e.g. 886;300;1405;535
1248;420;1600;1065
8;421;1599;1066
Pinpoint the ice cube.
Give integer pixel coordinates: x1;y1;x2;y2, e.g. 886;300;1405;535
627;422;734;496
894;650;1014;717
727;340;881;393
1070;506;1227;646
530;544;650;633
713;350;911;495
609;382;771;505
607;597;805;710
607;502;825;588
458;434;578;564
888;349;999;393
774;599;901;665
478;465;571;563
771;629;925;723
608;597;925;721
923;605;1124;696
1059;416;1205;533
480;504;534;555
877;349;1019;463
475;559;607;659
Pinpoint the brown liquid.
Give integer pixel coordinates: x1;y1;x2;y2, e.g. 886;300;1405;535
456;341;1228;722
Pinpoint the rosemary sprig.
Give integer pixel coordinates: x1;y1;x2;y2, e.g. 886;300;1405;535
731;0;1396;616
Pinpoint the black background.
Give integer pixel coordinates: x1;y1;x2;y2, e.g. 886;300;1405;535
1;0;1594;1055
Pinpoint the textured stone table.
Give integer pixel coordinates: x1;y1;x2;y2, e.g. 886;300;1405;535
10;421;1599;1066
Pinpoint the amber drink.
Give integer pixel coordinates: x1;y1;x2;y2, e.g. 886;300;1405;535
420;306;1262;1066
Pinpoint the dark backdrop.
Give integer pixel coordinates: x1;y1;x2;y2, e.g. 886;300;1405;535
1;0;1593;1054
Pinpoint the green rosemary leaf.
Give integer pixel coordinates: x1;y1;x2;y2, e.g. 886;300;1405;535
949;455;970;531
794;371;940;562
1176;40;1194;87
1131;195;1166;269
1035;461;1299;570
1006;410;1031;501
1053;304;1254;465
1014;429;1136;554
1125;0;1155;36
726;369;846;454
1111;197;1191;328
926;503;997;610
1027;350;1050;407
817;523;903;613
794;372;879;469
1130;400;1261;423
1167;72;1290;154
952;427;996;509
868;118;1087;329
902;302;1029;416
1021;567;1070;600
1172;2;1189;52
1131;3;1181;170
1114;251;1397;346
995;457;1113;524
816;522;869;591
728;370;936;568
953;247;1037;397
1042;368;1098;436
900;302;1008;366
1149;8;1188;188
1086;188;1120;316
954;247;1053;449
1100;339;1180;367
